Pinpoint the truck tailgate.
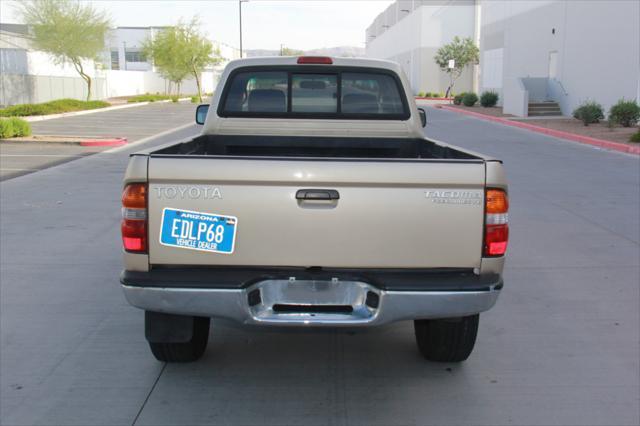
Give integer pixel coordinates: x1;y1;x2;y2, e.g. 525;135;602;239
147;157;486;268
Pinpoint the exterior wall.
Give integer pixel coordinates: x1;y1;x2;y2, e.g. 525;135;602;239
479;0;640;116
101;70;217;98
366;0;476;95
0;74;107;106
0;70;217;106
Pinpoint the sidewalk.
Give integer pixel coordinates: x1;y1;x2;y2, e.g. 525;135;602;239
439;105;640;155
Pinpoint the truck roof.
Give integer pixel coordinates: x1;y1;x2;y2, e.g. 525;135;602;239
224;56;404;74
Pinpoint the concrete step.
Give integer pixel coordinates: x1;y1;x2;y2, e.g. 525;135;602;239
528;111;564;117
528;102;560;107
529;106;560;111
529;101;562;117
529;108;562;113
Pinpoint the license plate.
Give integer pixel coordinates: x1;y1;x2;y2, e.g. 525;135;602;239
159;208;238;254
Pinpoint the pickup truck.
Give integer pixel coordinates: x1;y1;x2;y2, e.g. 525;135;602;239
120;56;508;363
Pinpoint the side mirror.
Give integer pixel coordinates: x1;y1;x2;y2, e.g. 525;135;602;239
195;104;209;125
418;108;427;127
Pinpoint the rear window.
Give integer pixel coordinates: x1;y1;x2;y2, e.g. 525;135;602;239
341;73;404;114
292;74;337;113
220;67;409;119
223;71;288;113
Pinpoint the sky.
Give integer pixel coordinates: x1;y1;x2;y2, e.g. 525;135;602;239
2;0;394;51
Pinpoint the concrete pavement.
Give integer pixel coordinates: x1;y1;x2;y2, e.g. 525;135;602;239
29;101;197;140
0;108;638;425
1;102;196;181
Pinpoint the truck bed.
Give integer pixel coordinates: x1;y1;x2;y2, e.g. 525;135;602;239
150;135;481;160
143;135;487;269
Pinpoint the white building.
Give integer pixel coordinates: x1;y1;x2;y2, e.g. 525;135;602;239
0;23;241;106
479;0;640;117
366;0;478;96
366;0;640;117
106;26;240;74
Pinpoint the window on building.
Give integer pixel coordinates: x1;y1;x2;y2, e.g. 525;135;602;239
110;50;119;70
124;49;146;63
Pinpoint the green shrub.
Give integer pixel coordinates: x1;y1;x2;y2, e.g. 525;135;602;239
0;118;14;138
609;99;640;127
630;130;640;143
9;117;31;136
573;101;604;126
480;91;499;107
435;92;444;98
126;93;172;103
0;118;31;138
462;93;478;107
0;99;109;117
190;95;199;103
171;96;179;103
417;91;425;98
453;93;466;105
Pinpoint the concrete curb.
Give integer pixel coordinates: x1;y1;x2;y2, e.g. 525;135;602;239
80;137;128;147
21;97;192;123
415;97;452;101
439;105;640;155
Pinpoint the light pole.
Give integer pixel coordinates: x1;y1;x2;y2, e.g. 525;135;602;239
239;0;249;58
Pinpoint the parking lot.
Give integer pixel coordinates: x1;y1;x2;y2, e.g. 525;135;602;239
0;107;638;425
0;102;196;181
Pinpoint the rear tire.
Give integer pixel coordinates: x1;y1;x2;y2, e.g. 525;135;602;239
414;314;479;362
148;316;210;362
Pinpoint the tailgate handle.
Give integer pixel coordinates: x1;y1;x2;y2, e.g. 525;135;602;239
296;189;340;201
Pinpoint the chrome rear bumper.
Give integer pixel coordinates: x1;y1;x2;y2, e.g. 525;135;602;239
122;278;501;326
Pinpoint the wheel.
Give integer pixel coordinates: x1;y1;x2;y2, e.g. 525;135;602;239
414;314;479;362
147;315;210;362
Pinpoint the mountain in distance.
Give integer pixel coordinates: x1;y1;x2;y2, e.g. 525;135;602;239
245;46;365;58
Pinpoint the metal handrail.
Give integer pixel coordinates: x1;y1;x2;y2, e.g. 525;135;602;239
553;79;568;96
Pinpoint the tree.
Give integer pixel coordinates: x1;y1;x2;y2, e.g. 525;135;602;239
280;46;303;56
434;36;479;98
142;29;190;95
143;18;221;102
19;0;110;101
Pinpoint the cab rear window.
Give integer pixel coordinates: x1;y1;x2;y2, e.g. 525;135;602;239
219;67;409;120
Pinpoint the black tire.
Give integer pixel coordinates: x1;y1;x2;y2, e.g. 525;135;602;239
148;316;210;362
414;314;479;362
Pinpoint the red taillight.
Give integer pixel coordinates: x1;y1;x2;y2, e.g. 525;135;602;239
121;183;147;253
484;189;509;257
297;56;333;64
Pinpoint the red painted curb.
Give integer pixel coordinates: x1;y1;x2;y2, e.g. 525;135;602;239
80;137;128;147
440;106;640;155
415;97;452;101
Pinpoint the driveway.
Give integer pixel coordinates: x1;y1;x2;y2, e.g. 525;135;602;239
0;108;638;426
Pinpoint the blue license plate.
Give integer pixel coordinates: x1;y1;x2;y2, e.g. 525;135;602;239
159;208;238;254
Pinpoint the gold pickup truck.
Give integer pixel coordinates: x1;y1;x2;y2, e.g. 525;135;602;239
120;56;509;363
